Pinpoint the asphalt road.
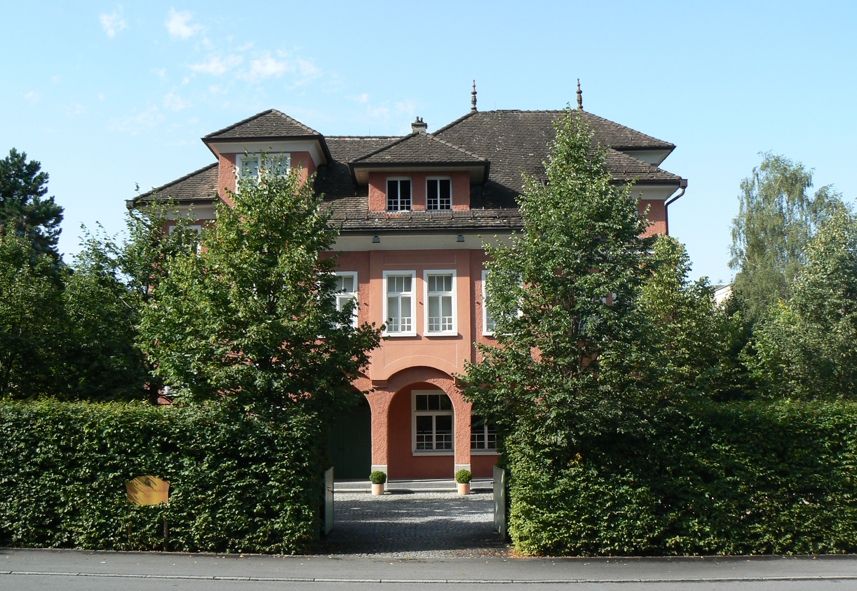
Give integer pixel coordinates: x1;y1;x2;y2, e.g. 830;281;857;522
2;549;857;591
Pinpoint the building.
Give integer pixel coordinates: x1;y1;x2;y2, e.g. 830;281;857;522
134;93;686;481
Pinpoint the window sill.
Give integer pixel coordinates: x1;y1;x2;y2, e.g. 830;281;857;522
383;332;417;338
471;449;499;456
412;450;454;456
425;331;458;338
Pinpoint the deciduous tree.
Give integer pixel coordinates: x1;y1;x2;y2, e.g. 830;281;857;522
138;167;380;418
730;153;841;323
751;206;857;398
463;110;658;460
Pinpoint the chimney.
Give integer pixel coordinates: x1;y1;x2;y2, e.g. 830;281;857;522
411;116;428;134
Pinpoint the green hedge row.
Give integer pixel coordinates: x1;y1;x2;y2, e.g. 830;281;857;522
507;399;857;555
0;401;323;553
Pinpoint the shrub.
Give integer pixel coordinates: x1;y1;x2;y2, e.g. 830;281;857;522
0;400;324;553
369;471;387;484
506;399;857;556
455;469;472;484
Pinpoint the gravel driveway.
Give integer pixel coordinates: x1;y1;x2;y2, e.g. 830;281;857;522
321;491;508;558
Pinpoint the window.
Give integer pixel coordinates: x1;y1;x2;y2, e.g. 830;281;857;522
481;270;496;335
426;178;452;210
413;391;453;453
236;153;290;184
383;271;416;336
386;178;412;211
424;270;456;335
168;223;202;236
168;223;203;254
334;272;358;327
471;415;497;451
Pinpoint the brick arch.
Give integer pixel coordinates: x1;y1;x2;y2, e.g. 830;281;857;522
383;366;472;480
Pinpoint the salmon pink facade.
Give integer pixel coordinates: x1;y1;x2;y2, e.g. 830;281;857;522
134;103;686;481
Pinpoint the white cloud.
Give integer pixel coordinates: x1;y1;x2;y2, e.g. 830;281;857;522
246;54;289;81
108;105;165;135
165;8;201;39
163;91;190;111
65;103;86;117
190;55;241;76
99;10;127;38
296;58;320;79
23;90;40;104
394;100;417;114
152;67;168;80
353;93;370;104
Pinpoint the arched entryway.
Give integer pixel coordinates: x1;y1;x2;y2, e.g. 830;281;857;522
387;384;455;479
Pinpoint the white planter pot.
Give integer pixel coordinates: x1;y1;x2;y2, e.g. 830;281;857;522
457;482;470;495
371;483;385;496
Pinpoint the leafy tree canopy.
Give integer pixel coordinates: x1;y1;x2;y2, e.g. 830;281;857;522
0;149;63;258
639;235;746;400
138;167;380;418
730;153;842;323
464;110;659;460
0;233;65;398
751;205;857;398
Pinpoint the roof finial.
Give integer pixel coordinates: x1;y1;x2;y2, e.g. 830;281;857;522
576;79;583;110
471;80;478;112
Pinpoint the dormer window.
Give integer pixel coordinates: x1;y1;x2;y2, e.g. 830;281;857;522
386;178;411;211
236;153;290;184
426;178;452;210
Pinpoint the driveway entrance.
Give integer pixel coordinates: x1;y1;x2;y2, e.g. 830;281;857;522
322;488;507;558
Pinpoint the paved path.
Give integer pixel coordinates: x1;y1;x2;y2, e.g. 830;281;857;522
322;490;507;558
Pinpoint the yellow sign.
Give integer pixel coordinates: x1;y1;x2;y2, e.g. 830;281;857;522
126;475;170;506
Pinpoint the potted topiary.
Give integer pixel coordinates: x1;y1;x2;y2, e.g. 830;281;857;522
455;469;472;495
369;470;387;495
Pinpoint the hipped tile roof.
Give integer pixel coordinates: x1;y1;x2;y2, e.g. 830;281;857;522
204;109;321;140
133;107;684;232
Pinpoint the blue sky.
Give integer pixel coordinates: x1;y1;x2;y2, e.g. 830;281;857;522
3;1;855;283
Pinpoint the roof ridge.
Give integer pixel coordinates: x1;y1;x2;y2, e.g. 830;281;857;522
580;111;674;149
138;162;217;197
432;110;478;135
267;108;321;136
606;147;681;179
326;135;402;140
203;108;320;139
424;133;487;161
203;109;276;139
350;133;418;163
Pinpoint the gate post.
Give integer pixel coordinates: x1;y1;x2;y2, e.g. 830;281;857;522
323;467;334;535
492;465;507;539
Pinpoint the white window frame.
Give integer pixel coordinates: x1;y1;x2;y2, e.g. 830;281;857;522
481;270;496;336
412;390;454;455
168;224;202;236
333;271;358;328
236;153;291;184
386;177;412;212
426;177;452;211
424;270;457;336
168;223;203;254
382;270;416;337
470;414;498;454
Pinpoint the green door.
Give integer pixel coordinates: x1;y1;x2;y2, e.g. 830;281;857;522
327;396;371;480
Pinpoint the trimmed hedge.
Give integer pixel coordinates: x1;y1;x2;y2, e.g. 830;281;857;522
0;401;323;553
507;399;857;555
